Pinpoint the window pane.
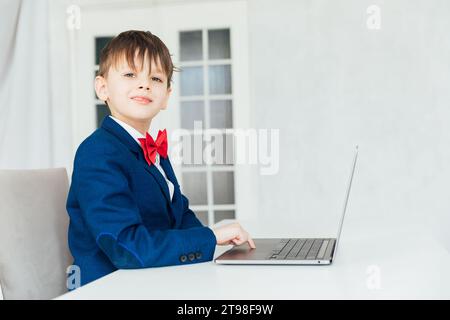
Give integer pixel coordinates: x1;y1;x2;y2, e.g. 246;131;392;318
209;65;231;94
208;29;230;60
180;31;203;61
210;100;233;129
96;104;110;128
181;134;206;167
208;134;234;166
224;134;235;165
194;210;209;226
180;101;205;130
182;172;207;205
214;210;235;224
95;37;113;65
180;66;204;96
212;172;235;204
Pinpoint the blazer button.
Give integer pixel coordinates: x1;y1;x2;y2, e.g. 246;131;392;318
188;253;195;261
179;255;187;263
195;252;202;259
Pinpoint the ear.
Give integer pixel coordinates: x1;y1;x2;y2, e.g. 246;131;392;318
161;87;172;110
95;76;108;102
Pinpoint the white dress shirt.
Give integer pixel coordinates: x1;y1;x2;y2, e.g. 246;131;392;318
109;116;174;201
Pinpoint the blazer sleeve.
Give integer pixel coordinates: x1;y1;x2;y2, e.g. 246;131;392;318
73;144;217;269
179;193;206;229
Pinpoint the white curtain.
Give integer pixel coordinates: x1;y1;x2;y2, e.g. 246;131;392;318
0;0;72;169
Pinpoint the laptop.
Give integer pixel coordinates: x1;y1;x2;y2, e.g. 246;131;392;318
214;146;358;265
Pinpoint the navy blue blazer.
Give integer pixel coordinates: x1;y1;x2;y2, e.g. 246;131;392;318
66;116;216;286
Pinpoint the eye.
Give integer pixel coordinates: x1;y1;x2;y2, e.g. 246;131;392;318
152;77;163;83
124;73;135;78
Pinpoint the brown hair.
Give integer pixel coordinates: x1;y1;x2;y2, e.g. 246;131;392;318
97;30;177;88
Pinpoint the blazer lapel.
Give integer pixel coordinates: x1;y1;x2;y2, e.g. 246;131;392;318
159;157;184;228
101;116;141;154
101;116;172;205
159;157;179;187
138;154;172;205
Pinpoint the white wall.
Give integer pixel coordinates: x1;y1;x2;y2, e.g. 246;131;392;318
247;0;450;250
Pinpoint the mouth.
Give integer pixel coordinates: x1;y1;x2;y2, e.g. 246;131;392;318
130;96;152;105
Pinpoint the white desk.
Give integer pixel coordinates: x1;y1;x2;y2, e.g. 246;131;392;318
57;218;450;299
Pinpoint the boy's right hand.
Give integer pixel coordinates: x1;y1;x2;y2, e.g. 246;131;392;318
211;222;256;249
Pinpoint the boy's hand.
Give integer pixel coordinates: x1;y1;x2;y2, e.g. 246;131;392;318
211;222;256;249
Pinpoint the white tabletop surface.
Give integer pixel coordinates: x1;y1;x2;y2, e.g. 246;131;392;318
56;217;450;299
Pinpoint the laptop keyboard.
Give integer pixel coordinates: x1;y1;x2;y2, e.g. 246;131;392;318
268;238;332;260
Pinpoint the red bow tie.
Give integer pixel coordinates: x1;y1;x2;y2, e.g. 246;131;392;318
138;129;168;166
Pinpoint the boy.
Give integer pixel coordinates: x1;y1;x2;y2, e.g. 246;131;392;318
66;30;255;287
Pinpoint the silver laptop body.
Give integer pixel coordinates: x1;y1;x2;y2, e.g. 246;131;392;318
214;146;358;265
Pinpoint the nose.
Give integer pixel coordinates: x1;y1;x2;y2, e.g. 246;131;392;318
138;76;151;91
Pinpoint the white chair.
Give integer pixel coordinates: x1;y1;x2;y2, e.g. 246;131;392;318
0;168;73;299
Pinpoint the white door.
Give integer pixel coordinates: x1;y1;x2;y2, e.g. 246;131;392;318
72;0;256;225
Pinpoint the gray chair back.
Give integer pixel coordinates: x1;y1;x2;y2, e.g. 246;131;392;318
0;168;72;299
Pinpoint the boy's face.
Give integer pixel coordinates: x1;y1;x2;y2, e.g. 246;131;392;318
95;52;172;129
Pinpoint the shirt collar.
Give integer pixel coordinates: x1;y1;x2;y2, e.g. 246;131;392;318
109;116;160;164
109;115;146;145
